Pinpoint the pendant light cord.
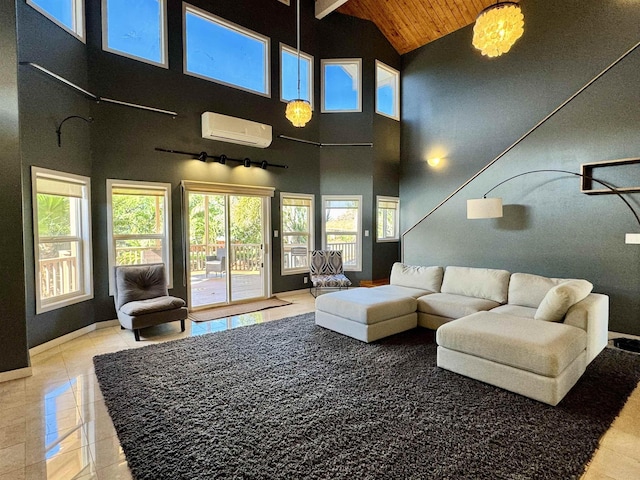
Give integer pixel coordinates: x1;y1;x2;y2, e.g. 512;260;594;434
296;0;301;99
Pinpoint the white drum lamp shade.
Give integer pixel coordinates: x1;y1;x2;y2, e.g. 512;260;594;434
467;197;504;219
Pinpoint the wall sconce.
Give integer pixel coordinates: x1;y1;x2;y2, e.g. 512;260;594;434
466;169;640;244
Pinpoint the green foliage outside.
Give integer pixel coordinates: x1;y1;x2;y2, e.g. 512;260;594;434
37;194;71;237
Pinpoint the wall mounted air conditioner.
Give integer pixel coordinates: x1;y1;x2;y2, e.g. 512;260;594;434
201;112;272;148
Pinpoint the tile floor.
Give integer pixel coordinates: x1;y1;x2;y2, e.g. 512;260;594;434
0;291;638;479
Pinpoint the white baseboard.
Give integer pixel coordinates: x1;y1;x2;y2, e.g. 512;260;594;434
608;331;640;341
276;288;313;296
0;366;32;383
29;319;119;357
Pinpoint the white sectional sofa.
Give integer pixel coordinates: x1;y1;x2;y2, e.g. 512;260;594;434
314;262;609;405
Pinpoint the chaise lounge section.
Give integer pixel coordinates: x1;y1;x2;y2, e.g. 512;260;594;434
314;262;609;405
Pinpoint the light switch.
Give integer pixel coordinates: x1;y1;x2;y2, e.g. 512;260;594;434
274;230;279;237
365;230;369;237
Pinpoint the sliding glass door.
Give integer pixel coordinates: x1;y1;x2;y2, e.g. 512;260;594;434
184;183;271;310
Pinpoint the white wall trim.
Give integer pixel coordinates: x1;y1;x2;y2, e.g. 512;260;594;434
29;319;119;356
0;367;32;383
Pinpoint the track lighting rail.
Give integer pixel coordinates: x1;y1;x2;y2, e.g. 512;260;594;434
154;148;288;169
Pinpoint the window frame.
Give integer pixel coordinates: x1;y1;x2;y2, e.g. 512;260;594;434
376;196;400;242
26;0;86;42
182;2;271;97
375;60;400;121
280;192;314;275
101;0;169;68
321;195;363;272
280;43;314;109
32;167;93;314
106;179;173;295
321;58;362;113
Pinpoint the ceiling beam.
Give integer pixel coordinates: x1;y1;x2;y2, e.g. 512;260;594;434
315;0;350;19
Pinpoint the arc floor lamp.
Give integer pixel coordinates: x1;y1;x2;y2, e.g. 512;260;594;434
466;169;640;244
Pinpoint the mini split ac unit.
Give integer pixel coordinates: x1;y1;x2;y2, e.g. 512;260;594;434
201;112;272;148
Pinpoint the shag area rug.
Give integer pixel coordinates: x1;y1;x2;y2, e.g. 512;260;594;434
93;313;640;480
188;297;291;322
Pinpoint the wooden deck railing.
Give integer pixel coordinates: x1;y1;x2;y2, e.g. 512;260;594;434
39;256;77;299
39;241;357;298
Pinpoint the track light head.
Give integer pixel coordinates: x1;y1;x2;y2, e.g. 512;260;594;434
218;154;227;165
244;158;251;168
197;151;208;162
260;161;268;169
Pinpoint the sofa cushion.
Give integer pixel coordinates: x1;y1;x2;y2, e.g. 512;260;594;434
315;288;417;325
417;293;500;319
490;304;537;319
441;266;510;303
534;280;593;322
389;263;443;292
436;312;587;377
509;273;578;308
372;284;433;299
120;296;186;316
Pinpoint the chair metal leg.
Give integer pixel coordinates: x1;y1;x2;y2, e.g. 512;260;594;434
134;329;140;341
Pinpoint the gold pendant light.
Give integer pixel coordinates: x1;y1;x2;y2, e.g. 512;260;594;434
285;0;312;127
472;1;524;58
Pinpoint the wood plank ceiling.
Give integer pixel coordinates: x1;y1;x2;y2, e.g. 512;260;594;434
336;0;497;55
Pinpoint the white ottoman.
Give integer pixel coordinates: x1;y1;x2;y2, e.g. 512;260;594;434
436;311;588;406
315;288;417;342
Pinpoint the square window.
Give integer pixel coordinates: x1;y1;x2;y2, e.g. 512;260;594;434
321;59;362;113
376;196;400;242
102;0;167;67
184;4;270;96
281;193;314;274
32;167;93;313
376;60;400;120
280;44;313;107
27;0;85;41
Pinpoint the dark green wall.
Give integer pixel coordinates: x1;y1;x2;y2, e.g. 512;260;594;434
318;14;401;284
17;0;94;348
400;0;640;335
0;0;29;373
11;0;400;349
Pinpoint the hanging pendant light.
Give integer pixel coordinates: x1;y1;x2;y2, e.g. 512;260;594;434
285;0;312;127
472;1;524;58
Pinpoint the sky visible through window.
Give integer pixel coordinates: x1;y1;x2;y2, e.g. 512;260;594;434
185;11;267;94
282;50;310;102
106;0;162;64
31;0;74;30
376;63;398;118
324;64;358;111
377;85;393;116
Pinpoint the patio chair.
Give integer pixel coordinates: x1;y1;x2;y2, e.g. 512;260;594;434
205;248;226;277
114;263;187;341
309;250;352;297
